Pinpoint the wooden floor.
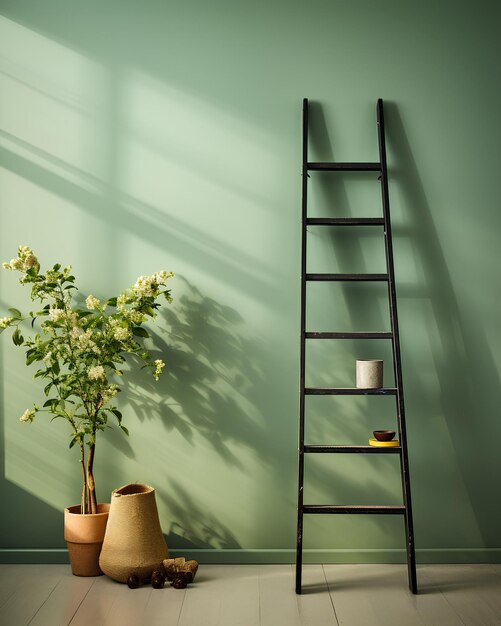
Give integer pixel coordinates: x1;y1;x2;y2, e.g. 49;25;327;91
0;564;500;625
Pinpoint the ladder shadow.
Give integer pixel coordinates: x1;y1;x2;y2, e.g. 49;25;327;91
385;104;501;550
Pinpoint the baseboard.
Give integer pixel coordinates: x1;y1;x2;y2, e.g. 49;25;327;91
1;548;500;565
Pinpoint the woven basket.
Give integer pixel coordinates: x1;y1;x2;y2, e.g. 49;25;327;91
99;483;169;583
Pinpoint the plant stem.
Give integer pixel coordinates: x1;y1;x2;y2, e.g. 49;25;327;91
80;443;88;514
87;437;97;514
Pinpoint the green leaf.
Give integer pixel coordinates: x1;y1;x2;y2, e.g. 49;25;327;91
78;310;93;318
120;425;129;436
111;408;122;420
26;350;39;366
44;382;53;395
8;308;22;319
106;297;117;307
53;263;61;271
12;329;24;346
132;327;149;338
52;361;60;375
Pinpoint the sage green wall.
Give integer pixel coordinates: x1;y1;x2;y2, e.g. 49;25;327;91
0;0;500;563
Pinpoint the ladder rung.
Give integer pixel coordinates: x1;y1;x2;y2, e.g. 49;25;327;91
304;445;401;454
305;331;393;339
306;273;388;282
306;218;385;226
308;162;381;172
305;387;397;395
303;505;405;515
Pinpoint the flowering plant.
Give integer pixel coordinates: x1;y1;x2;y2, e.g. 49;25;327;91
1;246;174;514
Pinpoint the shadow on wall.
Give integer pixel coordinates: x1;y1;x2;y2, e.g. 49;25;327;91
0;338;67;549
386;104;501;547
160;477;241;551
122;276;274;471
0;277;262;552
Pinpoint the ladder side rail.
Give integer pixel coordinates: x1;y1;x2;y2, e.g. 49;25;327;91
295;97;309;594
376;98;417;594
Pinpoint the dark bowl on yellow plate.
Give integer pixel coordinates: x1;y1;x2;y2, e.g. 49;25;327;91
373;430;395;442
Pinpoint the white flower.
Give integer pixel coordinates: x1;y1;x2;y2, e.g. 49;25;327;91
153;270;174;284
132;275;157;298
42;351;53;364
102;384;119;404
127;310;145;324
20;409;35;423
0;316;14;329
78;329;92;348
49;308;65;322
67;311;79;326
25;254;39;269
88;365;106;380
3;246;39;272
70;326;82;340
154;359;165;381
113;326;131;342
44;269;59;282
86;294;100;310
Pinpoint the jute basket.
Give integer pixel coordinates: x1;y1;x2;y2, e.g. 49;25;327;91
99;483;169;583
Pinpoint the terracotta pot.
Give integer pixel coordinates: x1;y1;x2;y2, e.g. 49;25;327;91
99;483;169;583
64;503;110;576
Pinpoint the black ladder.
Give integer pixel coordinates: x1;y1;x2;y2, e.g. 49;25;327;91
295;98;417;595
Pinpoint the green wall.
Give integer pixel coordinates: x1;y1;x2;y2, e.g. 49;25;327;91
0;0;500;564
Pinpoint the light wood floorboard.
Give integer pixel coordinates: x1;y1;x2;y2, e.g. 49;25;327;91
420;564;501;626
68;575;124;626
29;573;95;626
0;564;500;625
325;564;426;626
141;578;186;626
0;564;30;608
178;564;259;626
0;565;66;626
258;564;303;626
295;565;338;626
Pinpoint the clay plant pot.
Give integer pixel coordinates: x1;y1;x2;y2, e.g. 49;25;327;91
99;483;169;583
64;503;110;576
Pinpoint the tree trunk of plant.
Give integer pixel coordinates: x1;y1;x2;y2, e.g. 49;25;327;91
87;443;97;514
80;444;88;514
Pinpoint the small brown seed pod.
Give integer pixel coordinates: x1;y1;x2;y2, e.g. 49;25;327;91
171;572;190;589
127;574;140;589
151;569;166;589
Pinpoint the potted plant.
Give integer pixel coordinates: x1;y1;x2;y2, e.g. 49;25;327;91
0;245;174;575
